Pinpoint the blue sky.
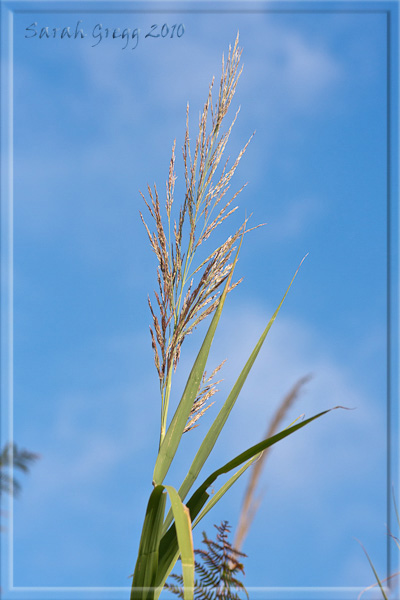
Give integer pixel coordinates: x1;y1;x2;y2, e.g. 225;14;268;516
2;3;396;598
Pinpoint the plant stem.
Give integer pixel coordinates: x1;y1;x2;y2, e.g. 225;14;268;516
160;367;173;448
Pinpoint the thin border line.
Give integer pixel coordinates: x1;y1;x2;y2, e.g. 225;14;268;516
9;6;14;589
1;1;398;598
7;8;396;13
386;6;392;587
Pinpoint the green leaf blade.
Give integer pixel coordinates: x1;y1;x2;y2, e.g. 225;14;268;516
155;490;210;595
163;485;195;600
160;258;307;535
156;406;335;593
187;407;334;521
358;540;389;600
130;486;167;600
192;454;260;528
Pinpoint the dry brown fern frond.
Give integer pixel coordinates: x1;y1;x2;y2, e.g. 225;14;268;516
166;521;248;600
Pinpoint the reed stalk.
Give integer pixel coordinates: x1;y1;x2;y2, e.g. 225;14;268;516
130;35;336;600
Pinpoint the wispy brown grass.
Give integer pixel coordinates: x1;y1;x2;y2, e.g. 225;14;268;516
234;375;312;552
140;35;256;445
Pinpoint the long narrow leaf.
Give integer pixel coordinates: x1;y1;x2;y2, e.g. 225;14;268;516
155;455;259;594
153;234;244;485
130;486;167;600
163;257;307;531
133;485;197;600
358;573;400;600
162;259;306;534
192;454;260;528
154;553;180;600
163;485;195;600
156;407;337;591
155;490;210;596
357;539;389;600
187;407;335;522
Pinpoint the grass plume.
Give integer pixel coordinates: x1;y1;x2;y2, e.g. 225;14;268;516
140;34;254;447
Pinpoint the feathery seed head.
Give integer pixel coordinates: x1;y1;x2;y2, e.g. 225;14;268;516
141;34;255;432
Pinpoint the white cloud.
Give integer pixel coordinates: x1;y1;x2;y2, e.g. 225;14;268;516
269;27;342;109
13;17;345;255
265;196;327;241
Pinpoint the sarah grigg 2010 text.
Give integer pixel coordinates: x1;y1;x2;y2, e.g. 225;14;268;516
24;21;185;50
